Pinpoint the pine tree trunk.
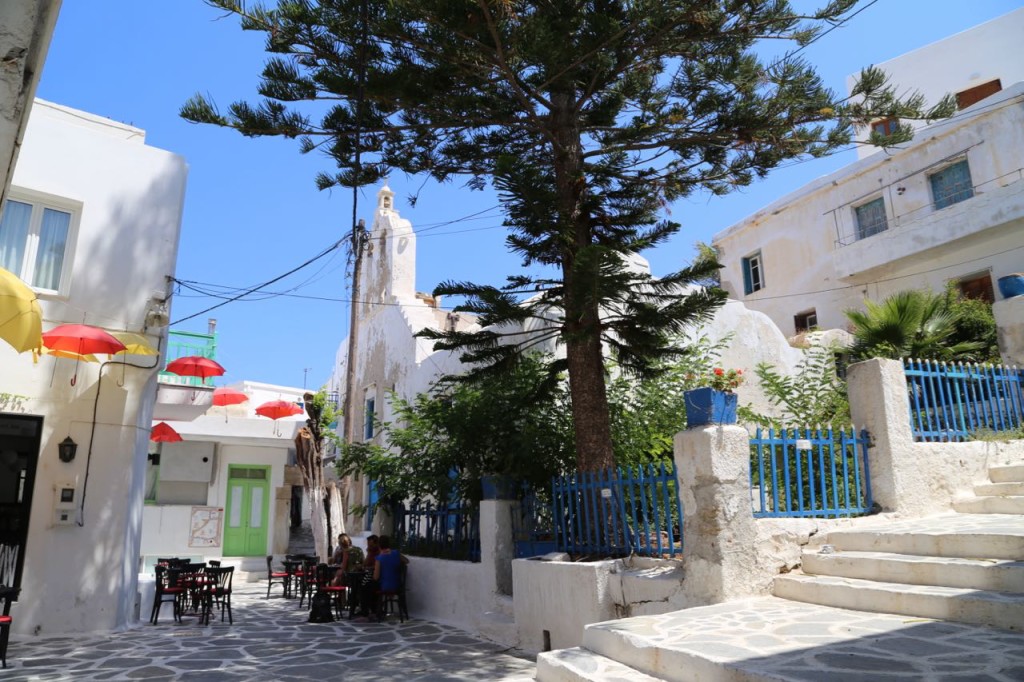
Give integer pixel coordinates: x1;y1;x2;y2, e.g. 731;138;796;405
550;89;616;472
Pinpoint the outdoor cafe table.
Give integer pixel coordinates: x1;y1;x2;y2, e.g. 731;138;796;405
281;559;303;598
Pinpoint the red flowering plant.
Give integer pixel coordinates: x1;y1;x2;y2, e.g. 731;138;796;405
707;367;744;393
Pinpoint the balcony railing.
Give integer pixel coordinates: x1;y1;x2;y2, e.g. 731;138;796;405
834;166;1023;248
158;330;217;387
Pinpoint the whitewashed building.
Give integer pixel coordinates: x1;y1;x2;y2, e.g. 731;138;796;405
713;9;1024;343
851;8;1024;159
140;380;306;572
0;99;187;634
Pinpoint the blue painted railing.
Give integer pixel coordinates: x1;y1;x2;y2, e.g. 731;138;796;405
512;489;558;558
550;462;682;558
393;501;480;563
904;359;1024;442
749;427;872;518
158;329;218;387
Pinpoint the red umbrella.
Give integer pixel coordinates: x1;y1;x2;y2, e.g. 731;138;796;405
42;323;126;385
212;387;249;406
165;356;226;379
255;400;304;421
43;324;126;355
150;422;183;443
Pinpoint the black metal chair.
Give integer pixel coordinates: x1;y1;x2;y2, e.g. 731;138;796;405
0;586;19;668
316;563;348;620
298;557;319;609
150;566;184;624
377;563;408;623
266;556;289;598
201;566;234;625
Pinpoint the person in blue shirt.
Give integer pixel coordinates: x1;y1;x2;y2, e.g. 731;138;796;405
354;534;408;621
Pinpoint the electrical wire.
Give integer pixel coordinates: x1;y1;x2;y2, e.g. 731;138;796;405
169;237;344;326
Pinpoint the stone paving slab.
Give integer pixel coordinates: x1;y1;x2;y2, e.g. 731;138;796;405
3;583;536;681
582;596;1024;681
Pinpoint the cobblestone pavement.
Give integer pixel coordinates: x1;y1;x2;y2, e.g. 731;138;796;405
4;583;536;681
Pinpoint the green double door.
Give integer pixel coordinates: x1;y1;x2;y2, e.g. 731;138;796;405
223;466;270;557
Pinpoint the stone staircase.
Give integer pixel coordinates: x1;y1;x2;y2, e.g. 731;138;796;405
536;462;1024;681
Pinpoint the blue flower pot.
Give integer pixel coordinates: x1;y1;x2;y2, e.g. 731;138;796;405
997;274;1024;300
685;387;738;428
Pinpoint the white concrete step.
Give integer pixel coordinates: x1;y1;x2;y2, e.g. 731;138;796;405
954;495;1024;514
802;549;1024;592
536;647;661;682
773;573;1024;631
576;597;1024;681
991;464;1024;483
975;481;1024;496
824;514;1024;560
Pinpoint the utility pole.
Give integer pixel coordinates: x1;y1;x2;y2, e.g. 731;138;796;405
341;219;366;447
303;367;312;390
340;0;370;529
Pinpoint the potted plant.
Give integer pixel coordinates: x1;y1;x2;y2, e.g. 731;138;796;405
685;367;743;428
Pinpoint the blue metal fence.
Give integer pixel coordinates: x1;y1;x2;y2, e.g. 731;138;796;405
393;501;480;562
904;359;1024;442
749;427;872;518
512;489;558;559
550;462;682;558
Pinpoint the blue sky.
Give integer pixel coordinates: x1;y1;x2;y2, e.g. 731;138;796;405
35;1;1021;389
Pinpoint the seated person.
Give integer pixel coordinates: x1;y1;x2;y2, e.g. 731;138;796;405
355;535;408;621
330;533;352;586
363;535;380;570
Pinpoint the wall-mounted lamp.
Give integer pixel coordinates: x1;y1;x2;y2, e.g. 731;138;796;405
58;436;78;463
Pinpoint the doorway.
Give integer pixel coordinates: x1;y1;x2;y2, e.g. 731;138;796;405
0;414;42;590
222;465;270;556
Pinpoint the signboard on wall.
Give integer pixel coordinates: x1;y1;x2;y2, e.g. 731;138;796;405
188;506;224;548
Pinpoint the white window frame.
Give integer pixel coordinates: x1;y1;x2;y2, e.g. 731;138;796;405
742;251;764;295
0;187;81;297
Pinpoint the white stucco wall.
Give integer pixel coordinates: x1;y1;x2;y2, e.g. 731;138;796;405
714;83;1024;337
1;100;187;635
849;7;1024;158
994;295;1024;366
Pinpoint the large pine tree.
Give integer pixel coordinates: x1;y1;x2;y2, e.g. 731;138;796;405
183;0;952;471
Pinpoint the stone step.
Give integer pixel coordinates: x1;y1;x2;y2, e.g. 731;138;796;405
773;573;1024;631
802;549;1024;592
991;464;1024;483
535;647;661;682
578;597;1024;681
954;495;1024;514
975;481;1024;496
824;514;1024;560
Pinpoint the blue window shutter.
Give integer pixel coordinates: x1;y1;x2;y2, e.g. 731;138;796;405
742;258;753;295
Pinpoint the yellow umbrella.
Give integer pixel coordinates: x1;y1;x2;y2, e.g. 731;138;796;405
0;266;42;355
43;348;99;362
111;332;158;356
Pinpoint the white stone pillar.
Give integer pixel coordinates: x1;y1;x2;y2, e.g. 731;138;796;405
846;358;915;514
674;424;759;605
480;498;515;596
993;296;1024;366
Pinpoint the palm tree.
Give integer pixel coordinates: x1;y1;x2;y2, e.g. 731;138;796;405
845;290;984;362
